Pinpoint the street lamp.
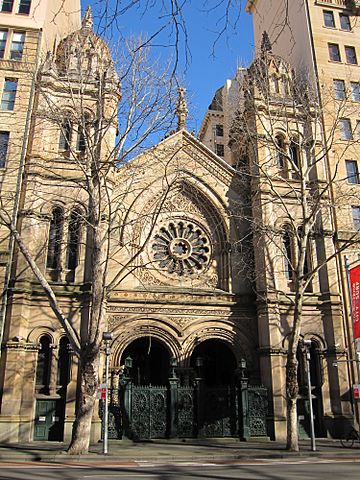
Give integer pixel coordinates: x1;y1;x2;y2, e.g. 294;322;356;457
302;339;316;452
102;331;113;455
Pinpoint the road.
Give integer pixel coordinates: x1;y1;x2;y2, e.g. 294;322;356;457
1;459;360;480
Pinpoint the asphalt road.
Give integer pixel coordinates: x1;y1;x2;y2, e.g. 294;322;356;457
1;460;360;480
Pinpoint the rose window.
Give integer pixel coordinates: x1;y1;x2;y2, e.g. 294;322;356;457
152;221;210;276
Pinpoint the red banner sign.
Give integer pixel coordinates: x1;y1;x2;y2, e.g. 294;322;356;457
350;264;360;341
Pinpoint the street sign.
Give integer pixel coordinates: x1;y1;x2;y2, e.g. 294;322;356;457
97;383;107;400
353;384;360;399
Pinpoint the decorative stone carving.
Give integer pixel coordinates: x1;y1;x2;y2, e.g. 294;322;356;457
152;220;211;277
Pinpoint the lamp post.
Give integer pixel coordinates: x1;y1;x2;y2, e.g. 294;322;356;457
102;331;113;455
302;339;316;452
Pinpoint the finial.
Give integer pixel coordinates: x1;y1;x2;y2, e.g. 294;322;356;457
176;87;188;131
261;31;272;54
82;6;93;31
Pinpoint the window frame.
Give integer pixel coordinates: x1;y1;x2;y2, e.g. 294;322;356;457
328;43;341;62
351;82;360;102
0;78;18;111
215;124;224;137
333;79;346;100
352;206;360;230
346;160;359;184
17;0;31;15
339;13;351;31
345;46;357;65
339;118;353;140
0;30;7;59
323;10;335;28
9;31;25;60
0;131;9;168
0;0;14;13
216;143;225;157
46;207;63;270
58;119;72;151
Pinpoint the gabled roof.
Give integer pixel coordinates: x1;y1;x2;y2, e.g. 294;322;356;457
119;128;236;186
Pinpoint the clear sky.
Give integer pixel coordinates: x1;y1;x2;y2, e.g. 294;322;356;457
86;1;255;133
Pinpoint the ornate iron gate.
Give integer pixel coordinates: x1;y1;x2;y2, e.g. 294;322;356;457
102;379;268;440
130;385;168;439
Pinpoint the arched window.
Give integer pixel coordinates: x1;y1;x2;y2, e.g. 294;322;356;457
36;335;51;393
289;140;300;170
76;125;86;152
46;207;63;270
59;119;71;151
57;337;71;389
275;135;286;169
282;76;289;95
67;210;81;271
272;75;280;94
283;227;293;281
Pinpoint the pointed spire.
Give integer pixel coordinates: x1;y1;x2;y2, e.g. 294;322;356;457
261;31;272;54
82;6;93;31
176;87;188;131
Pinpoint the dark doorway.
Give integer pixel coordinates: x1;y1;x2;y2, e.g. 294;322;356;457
121;337;170;385
297;341;325;438
190;339;237;386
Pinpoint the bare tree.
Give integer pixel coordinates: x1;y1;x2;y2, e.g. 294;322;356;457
0;13;180;454
229;46;360;451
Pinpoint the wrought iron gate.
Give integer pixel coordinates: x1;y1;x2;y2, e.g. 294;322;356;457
102;380;268;440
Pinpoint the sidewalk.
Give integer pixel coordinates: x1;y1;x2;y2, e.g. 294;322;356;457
0;438;359;464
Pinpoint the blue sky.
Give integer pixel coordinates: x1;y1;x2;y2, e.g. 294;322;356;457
86;1;255;132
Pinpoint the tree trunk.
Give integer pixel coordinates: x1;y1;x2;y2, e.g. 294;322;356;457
67;344;100;455
286;355;299;451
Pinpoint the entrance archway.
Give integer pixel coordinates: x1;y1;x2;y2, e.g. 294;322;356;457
190;339;237;386
121;337;170;385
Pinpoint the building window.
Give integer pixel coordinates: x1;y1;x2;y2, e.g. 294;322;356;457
0;30;7;59
351;82;360;102
59;120;71;151
275;135;286;169
339;118;353;140
10;31;25;60
0;0;13;12
0;131;9;168
346;160;359;184
216;144;224;157
328;43;341;62
46;207;63;270
67;210;81;270
36;335;51;393
282;77;289;95
283;228;293;280
272;75;280;94
0;78;17;110
345;46;357;65
289;141;300;167
352;206;360;230
57;337;71;389
76;127;86;152
323;10;335;28
333;79;346;100
340;13;351;31
17;0;31;14
215;124;224;137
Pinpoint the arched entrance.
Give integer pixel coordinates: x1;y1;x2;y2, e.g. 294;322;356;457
189;339;238;437
297;340;325;438
190;339;237;386
122;337;170;385
107;336;268;441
